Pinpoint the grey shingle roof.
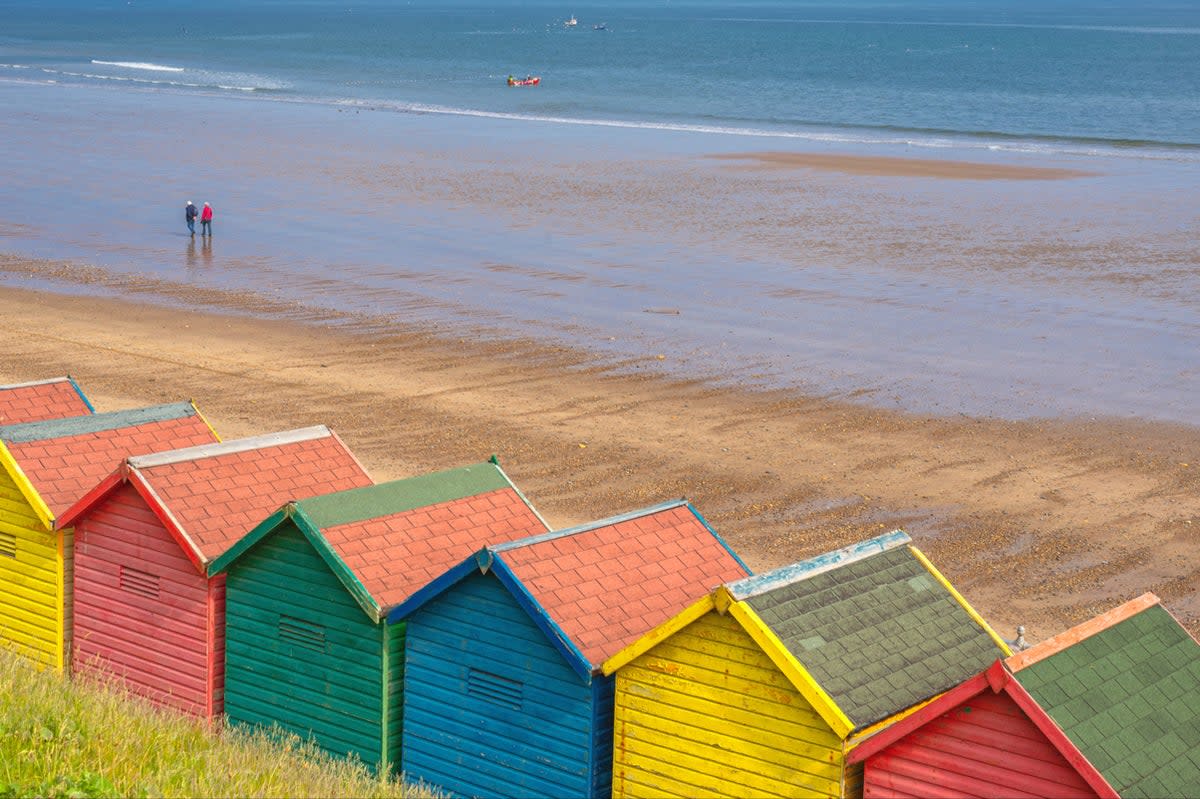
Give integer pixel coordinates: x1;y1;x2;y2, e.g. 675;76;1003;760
1018;604;1200;799
744;545;1001;730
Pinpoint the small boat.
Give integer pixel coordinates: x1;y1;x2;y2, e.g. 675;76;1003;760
565;15;577;27
507;75;541;87
593;23;607;31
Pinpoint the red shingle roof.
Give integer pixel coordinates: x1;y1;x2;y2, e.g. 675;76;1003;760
7;413;217;517
0;378;92;425
321;487;548;610
499;503;749;666
133;428;372;563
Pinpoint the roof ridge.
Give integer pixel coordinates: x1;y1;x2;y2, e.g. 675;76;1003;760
0;401;195;444
128;425;330;469
488;499;689;553
1007;592;1160;672
724;529;911;600
296;460;511;530
0;376;72;390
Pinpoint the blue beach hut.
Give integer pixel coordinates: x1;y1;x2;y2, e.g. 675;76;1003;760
386;500;750;799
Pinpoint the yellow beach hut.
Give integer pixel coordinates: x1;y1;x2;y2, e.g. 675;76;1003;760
0;403;218;670
601;530;1011;799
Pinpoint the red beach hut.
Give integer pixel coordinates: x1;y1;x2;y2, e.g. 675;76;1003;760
0;401;218;671
848;593;1200;798
57;426;372;718
0;376;93;424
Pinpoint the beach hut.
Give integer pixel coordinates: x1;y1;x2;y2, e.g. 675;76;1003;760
0;402;218;671
56;426;372;718
206;459;549;772
601;529;1011;799
0;376;93;425
387;499;751;799
847;593;1200;799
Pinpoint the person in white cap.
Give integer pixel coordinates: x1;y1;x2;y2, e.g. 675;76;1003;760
185;201;198;236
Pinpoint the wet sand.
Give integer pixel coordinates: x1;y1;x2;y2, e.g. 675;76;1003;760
2;283;1197;640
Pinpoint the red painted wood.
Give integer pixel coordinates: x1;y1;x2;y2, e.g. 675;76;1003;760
207;574;226;717
72;484;217;718
863;690;1099;799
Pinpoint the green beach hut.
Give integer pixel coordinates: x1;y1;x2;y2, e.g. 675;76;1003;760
207;460;548;772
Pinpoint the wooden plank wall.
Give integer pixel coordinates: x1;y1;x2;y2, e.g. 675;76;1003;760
223;524;385;766
386;620;405;771
863;691;1099;799
0;468;60;668
73;484;212;715
403;572;594;799
590;674;615;799
612;611;843;798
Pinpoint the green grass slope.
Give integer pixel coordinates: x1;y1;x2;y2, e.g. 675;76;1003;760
0;648;436;798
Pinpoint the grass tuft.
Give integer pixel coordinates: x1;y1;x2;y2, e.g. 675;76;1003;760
0;648;438;798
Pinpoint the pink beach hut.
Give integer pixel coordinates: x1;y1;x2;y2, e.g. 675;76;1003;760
56;426;373;718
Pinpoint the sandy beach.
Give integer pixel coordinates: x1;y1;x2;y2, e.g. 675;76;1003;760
2;282;1196;641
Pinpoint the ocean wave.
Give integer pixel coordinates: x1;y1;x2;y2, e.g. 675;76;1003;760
91;60;183;72
322;97;1200;163
5;64;1195;165
27;64;278;93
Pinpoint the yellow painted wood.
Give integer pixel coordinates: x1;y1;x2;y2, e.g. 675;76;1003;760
613;611;844;799
727;601;855;739
602;593;714;676
908;546;1012;656
0;445;53;530
0;456;63;670
190;400;223;444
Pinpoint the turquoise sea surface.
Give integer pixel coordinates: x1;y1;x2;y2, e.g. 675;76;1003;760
1;1;1197;421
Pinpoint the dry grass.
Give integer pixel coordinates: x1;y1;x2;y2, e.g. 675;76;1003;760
0;648;437;798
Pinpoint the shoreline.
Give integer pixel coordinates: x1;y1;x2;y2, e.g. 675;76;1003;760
2;282;1196;640
708;151;1098;180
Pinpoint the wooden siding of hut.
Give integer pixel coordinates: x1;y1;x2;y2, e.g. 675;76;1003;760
860;687;1099;798
73;483;223;716
613;608;842;798
0;461;59;668
403;571;601;799
222;522;401;768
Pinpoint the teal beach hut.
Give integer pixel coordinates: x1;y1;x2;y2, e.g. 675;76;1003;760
386;500;751;799
207;460;548;772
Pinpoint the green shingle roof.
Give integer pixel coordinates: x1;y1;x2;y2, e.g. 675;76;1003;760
297;461;511;530
0;401;196;443
1018;604;1200;798
744;545;1001;730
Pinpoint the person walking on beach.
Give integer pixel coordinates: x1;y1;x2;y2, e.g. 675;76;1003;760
199;201;213;236
185;201;198;236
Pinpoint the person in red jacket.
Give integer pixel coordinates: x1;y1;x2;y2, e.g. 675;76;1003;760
200;201;213;236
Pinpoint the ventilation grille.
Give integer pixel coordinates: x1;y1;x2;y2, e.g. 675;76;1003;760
279;615;326;653
119;565;160;599
467;667;523;711
0;531;15;559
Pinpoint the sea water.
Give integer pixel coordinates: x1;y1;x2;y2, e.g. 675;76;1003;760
3;0;1198;154
1;1;1198;422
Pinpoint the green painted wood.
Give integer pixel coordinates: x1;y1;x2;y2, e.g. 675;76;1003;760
224;521;386;767
386;621;405;772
